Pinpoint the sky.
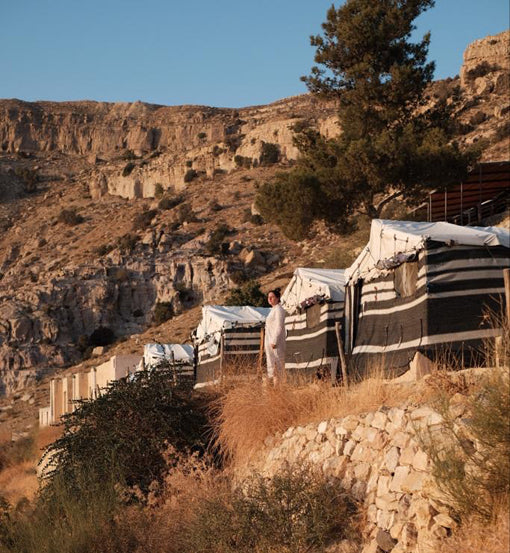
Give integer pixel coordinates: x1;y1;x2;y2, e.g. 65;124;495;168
1;0;508;108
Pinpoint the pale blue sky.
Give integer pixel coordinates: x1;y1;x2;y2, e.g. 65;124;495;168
1;1;508;107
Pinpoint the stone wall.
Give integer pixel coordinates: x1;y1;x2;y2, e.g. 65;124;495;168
254;402;467;553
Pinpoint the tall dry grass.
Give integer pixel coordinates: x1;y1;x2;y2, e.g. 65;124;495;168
212;368;411;465
439;503;510;553
0;425;62;507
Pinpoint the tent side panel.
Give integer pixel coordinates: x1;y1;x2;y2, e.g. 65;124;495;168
195;326;265;385
350;243;509;375
285;301;343;380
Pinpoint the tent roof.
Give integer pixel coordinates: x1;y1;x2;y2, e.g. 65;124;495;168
195;305;270;341
346;219;510;282
281;268;346;314
143;343;194;366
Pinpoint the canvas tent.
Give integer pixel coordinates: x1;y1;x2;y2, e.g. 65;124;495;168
281;268;346;381
344;219;510;374
141;343;195;379
193;305;270;386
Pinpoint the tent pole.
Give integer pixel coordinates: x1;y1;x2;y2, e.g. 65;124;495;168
335;322;349;387
504;269;510;328
219;333;225;384
258;327;265;377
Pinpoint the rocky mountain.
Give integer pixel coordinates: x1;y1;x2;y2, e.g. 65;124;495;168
0;30;508;397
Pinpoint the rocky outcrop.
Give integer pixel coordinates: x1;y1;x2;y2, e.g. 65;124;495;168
460;30;510;90
0;245;231;395
253;400;472;553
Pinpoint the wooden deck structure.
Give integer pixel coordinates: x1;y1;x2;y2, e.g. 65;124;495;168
409;161;509;225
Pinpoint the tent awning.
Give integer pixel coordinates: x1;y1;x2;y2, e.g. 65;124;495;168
195;305;270;342
281;268;346;314
346;219;510;283
143;343;194;367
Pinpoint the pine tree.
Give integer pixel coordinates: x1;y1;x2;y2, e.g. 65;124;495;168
257;0;476;238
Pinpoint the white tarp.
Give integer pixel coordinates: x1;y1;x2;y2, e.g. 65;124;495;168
195;305;270;342
281;268;346;314
143;343;194;368
346;219;510;282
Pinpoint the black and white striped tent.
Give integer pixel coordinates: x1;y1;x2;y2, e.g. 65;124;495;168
344;220;510;375
193;305;270;387
281;268;346;382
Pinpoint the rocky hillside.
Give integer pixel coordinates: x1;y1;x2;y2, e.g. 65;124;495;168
0;30;508;398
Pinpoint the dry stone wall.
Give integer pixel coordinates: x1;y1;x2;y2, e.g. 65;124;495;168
255;403;466;553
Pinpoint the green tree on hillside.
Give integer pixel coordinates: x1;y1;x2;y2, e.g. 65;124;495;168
256;0;476;239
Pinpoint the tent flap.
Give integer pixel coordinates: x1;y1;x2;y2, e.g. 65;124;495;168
281;268;346;314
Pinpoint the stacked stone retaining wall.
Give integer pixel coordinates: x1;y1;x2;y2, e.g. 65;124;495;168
254;402;469;553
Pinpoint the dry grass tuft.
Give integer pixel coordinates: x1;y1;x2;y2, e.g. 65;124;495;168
212;368;411;465
0;461;39;505
439;503;509;553
0;425;62;507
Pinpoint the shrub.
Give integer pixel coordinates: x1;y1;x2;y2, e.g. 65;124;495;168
94;243;115;257
184;169;198;183
121;149;137;160
154;183;164;198
132;209;158;231
465;61;500;81
208;200;223;212
153;302;174;325
225;280;267;307
205;223;232;255
176;203;197;224
197;132;207;140
58;208;84;226
290;119;311;133
122;162;136;177
421;369;510;520
259;142;280;166
212;145;224;157
225;135;243;153
493;121;510;143
234;155;252;169
14;168;38;193
469;111;487;126
0;469;132;553
242;208;263;226
256;170;321;240
117;233;139;253
181;465;358;553
158;194;184;210
41;369;210;496
229;270;248;285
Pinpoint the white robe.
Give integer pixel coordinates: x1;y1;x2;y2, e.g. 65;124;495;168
265;304;286;378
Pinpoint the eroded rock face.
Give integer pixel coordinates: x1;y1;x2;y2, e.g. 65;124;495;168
0;248;231;395
460;30;510;89
0;96;338;196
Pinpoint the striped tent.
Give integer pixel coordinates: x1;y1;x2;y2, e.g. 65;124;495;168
344;220;509;375
282;268;346;382
193;305;270;386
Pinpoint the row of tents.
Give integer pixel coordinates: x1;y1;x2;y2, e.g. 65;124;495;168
145;219;509;386
40;218;509;426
